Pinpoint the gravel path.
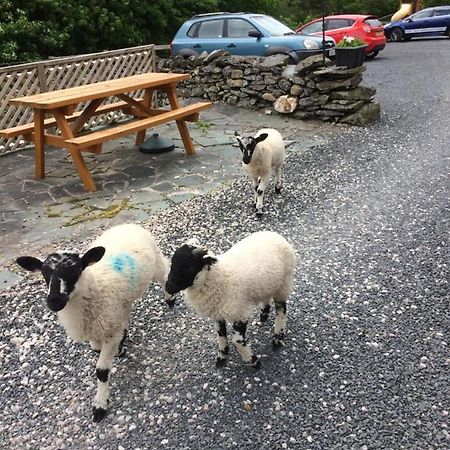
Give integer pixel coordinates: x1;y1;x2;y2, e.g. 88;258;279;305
1;39;449;449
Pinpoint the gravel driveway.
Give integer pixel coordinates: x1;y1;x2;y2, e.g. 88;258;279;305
1;39;449;449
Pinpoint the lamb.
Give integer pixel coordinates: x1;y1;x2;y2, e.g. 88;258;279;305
165;231;295;368
16;223;169;422
235;128;286;217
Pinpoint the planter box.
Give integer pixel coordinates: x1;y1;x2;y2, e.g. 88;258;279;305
335;45;367;68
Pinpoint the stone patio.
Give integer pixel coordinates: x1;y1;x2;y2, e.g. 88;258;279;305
0;103;336;289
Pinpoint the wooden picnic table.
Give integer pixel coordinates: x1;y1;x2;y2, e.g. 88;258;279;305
0;72;211;191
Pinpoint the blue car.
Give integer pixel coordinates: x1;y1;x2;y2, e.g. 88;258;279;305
384;5;450;41
171;12;336;63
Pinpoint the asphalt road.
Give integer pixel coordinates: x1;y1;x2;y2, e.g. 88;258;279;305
1;39;449;449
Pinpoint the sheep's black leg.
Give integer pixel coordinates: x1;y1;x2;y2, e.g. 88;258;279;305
274;167;282;194
255;175;269;217
252;179;259;208
231;321;260;369
259;304;271;323
273;301;287;350
93;335;121;422
117;328;128;357
215;320;229;368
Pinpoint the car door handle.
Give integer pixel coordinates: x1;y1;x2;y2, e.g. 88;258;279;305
193;44;202;48
227;44;236;48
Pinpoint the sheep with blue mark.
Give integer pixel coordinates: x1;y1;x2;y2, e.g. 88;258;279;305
165;231;295;369
16;223;169;422
235;128;286;217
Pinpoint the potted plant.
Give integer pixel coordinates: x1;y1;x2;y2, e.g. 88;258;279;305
335;36;368;68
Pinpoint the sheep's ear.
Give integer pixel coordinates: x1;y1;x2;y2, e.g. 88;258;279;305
203;253;217;267
81;246;105;269
16;256;43;272
254;133;269;144
234;132;244;146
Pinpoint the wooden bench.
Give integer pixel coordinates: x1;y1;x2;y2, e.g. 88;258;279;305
0;100;139;139
2;73;212;191
65;102;211;150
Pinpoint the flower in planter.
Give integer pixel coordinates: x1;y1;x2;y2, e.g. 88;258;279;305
337;36;367;48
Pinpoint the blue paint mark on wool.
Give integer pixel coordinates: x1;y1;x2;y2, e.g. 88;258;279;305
109;253;137;287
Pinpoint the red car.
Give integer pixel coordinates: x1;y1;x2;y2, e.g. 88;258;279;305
296;14;386;59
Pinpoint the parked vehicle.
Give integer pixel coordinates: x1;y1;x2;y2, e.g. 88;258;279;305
296;14;386;59
384;6;450;41
171;12;336;63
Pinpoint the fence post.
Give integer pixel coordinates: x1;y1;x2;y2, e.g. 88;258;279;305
37;64;48;93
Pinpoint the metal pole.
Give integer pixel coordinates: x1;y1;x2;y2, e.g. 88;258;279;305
322;0;327;61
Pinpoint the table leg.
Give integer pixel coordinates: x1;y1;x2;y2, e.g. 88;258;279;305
135;88;154;146
54;109;97;191
67;147;97;192
34;109;45;178
165;86;196;155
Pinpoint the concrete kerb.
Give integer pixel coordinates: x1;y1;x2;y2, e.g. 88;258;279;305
0;103;337;290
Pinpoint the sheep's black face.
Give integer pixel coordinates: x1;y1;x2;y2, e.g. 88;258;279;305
41;253;83;312
16;247;106;312
235;132;269;165
166;245;216;295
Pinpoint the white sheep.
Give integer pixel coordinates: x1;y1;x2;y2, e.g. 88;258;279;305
165;231;295;368
16;223;169;422
235;128;286;217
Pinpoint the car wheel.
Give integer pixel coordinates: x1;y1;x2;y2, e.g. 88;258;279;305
446;27;450;38
389;28;404;42
179;49;198;58
266;47;291;57
365;50;379;59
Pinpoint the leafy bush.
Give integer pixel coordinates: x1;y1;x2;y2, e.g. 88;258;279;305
336;36;367;48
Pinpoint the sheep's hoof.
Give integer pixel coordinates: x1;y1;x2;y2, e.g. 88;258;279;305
215;357;227;368
275;186;282;194
92;348;101;354
259;313;269;323
252;358;261;370
272;338;284;350
93;407;107;423
256;210;263;218
165;298;175;309
247;355;261;369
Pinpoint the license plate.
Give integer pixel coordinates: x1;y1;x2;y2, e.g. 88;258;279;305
376;31;384;36
328;48;335;56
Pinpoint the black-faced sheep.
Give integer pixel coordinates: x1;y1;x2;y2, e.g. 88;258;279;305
235;128;286;217
16;223;169;422
165;231;295;368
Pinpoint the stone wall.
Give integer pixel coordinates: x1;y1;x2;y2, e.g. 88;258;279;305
157;50;380;126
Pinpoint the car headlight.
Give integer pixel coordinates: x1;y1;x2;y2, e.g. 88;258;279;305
304;39;320;50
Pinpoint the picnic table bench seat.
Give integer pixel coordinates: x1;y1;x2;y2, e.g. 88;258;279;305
65;102;211;150
0;100;140;139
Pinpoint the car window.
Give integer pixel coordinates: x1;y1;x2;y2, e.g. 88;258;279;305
434;9;450;16
251;15;295;36
187;23;199;38
410;10;433;19
197;19;224;38
326;19;354;30
364;18;382;27
227;19;258;38
301;21;324;34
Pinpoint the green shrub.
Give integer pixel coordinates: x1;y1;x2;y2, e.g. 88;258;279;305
336;36;367;47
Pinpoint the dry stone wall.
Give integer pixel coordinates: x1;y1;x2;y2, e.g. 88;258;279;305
157;50;380;126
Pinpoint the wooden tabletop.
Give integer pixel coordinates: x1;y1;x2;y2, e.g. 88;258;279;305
10;72;190;109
